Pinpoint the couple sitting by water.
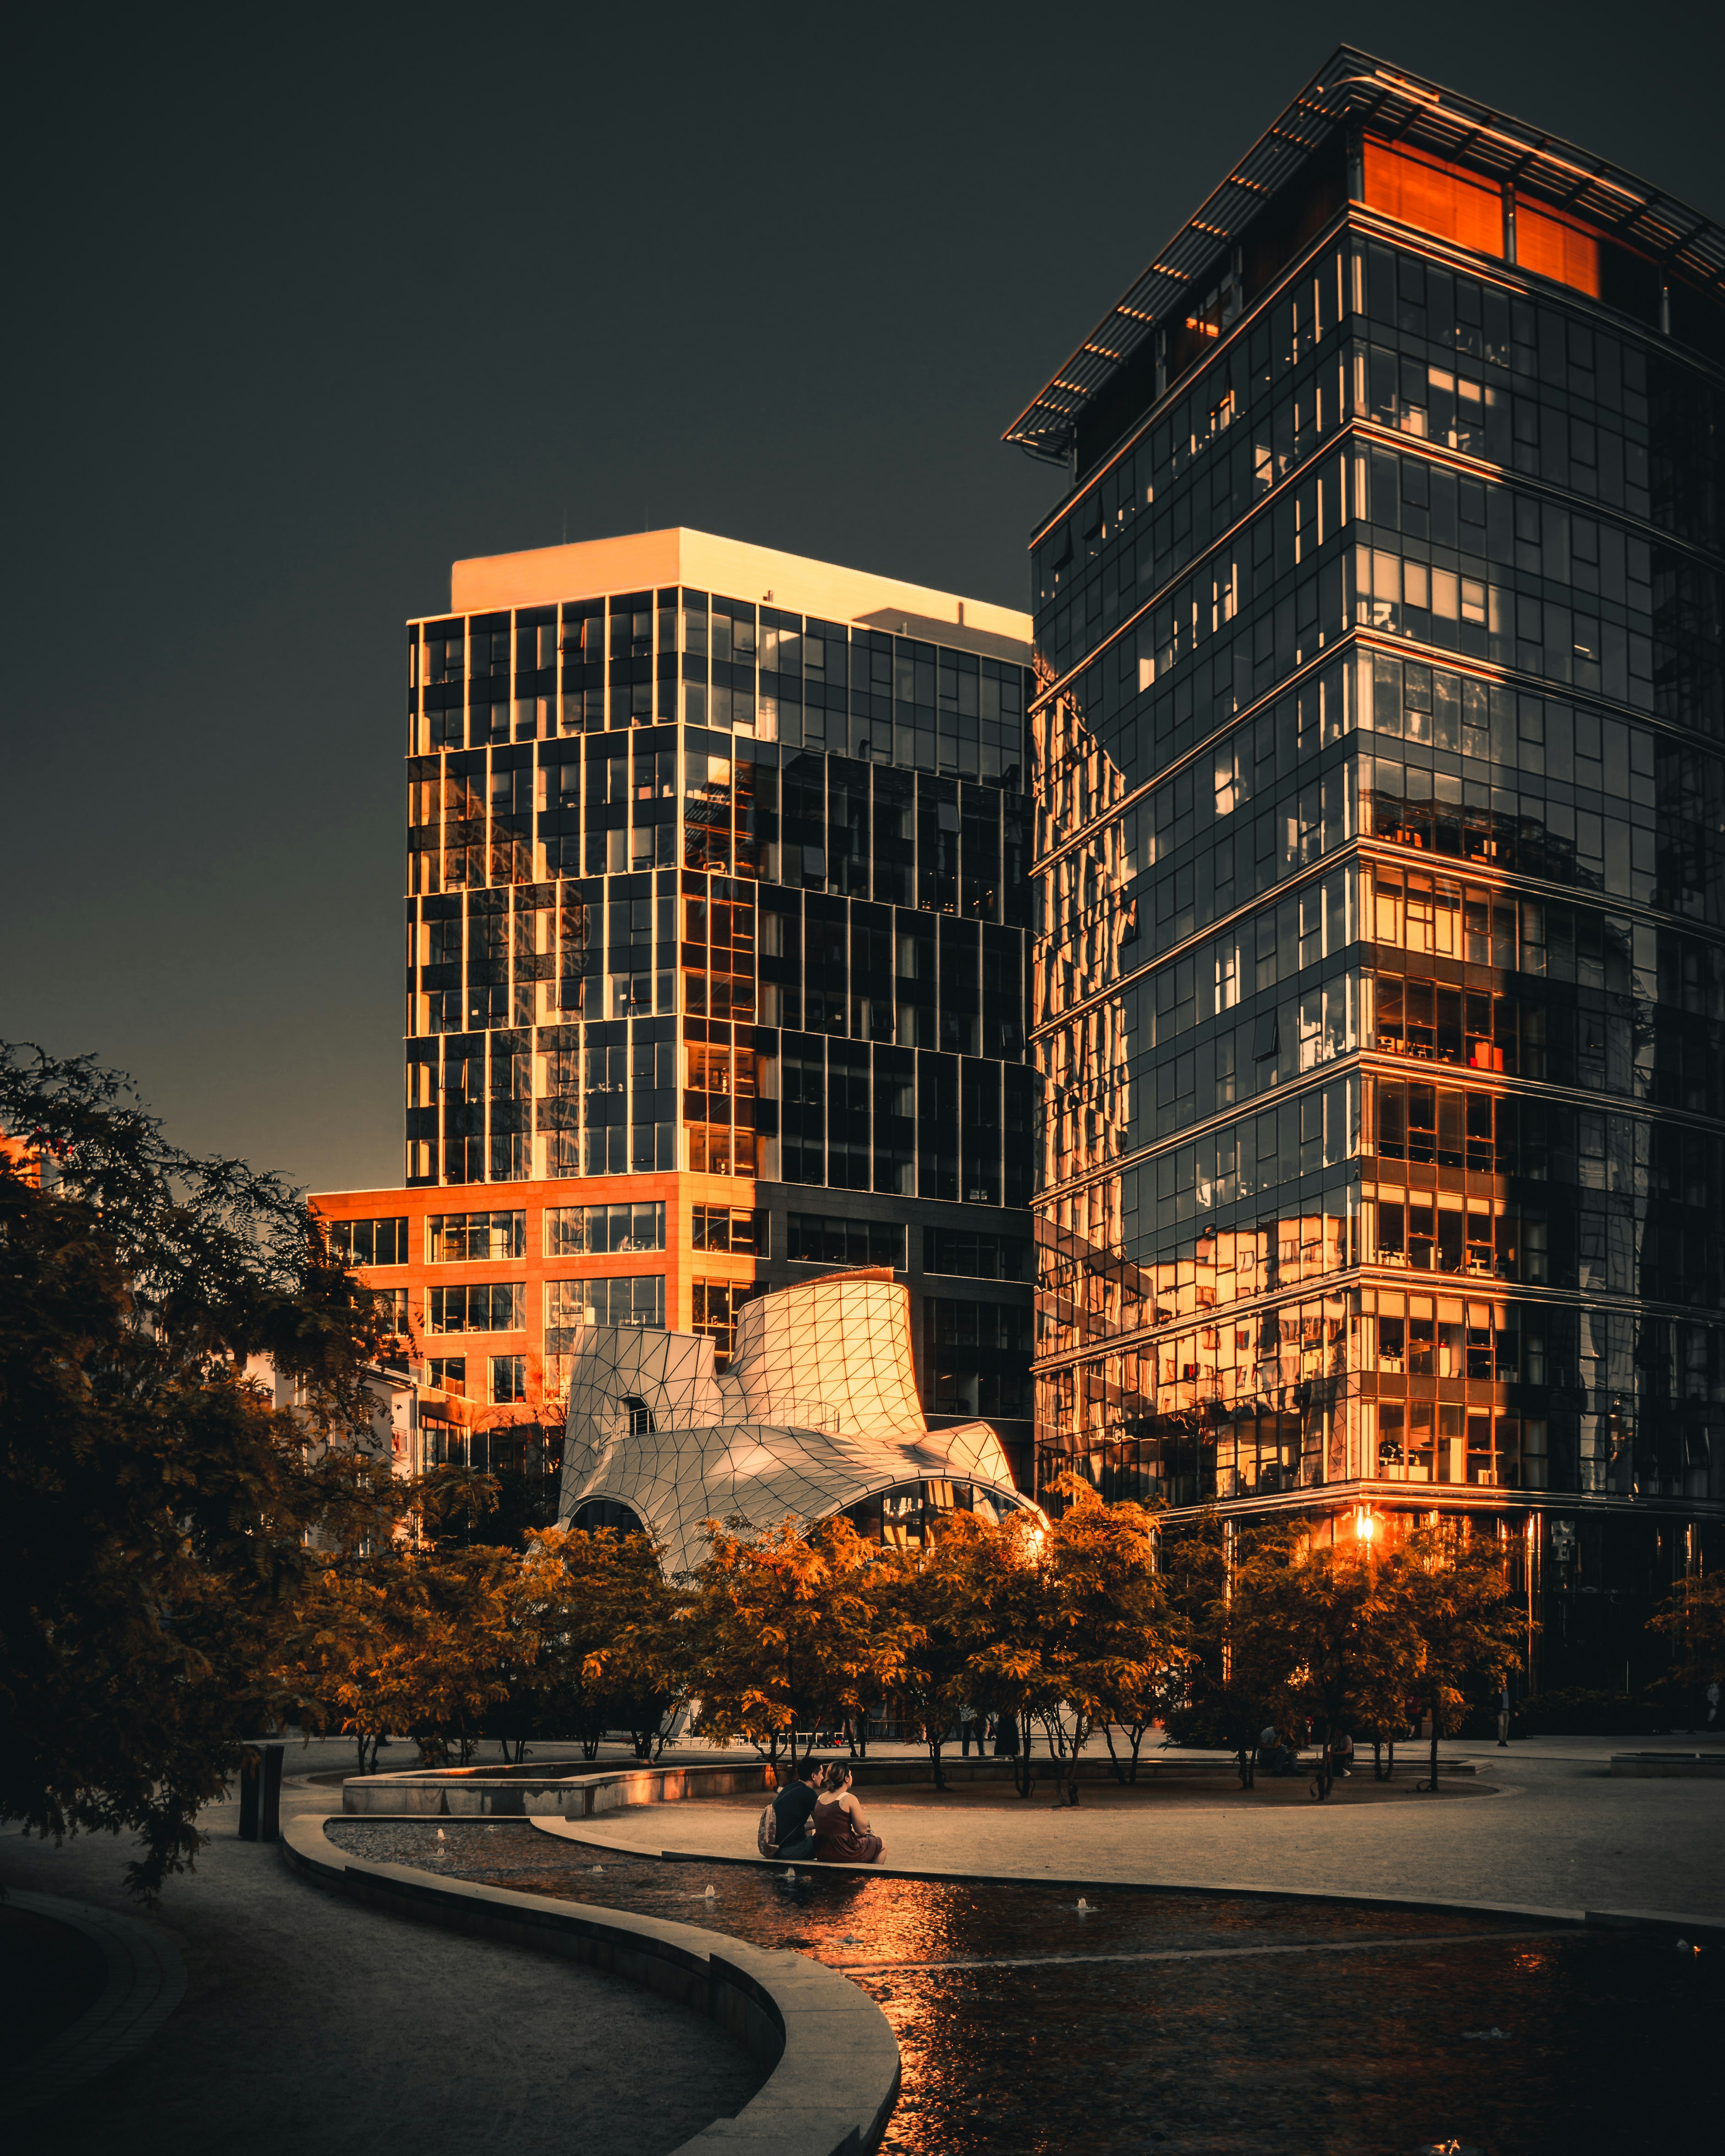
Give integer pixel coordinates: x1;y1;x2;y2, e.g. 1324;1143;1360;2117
768;1757;885;1865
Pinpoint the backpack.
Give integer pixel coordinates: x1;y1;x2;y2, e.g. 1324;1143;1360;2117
757;1795;781;1857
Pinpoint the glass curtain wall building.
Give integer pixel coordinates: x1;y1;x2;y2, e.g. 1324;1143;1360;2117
312;530;1037;1489
1007;49;1725;1688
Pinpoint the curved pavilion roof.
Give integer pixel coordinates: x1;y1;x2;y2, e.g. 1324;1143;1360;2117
558;1269;1027;1574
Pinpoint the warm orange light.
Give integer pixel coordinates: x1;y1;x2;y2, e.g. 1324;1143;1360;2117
1354;1509;1377;1543
1516;201;1603;297
1363;137;1504;259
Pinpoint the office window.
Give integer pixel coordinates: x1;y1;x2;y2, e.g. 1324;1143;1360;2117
786;1215;905;1269
426;1282;525;1333
544;1275;666;1337
428;1357;467;1395
326;1216;409;1266
923;1229;1031;1281
544;1201;667;1256
373;1284;411;1336
924;1299;1033;1418
692;1279;751;1365
692;1204;767;1255
489;1354;527;1405
427;1210;527;1262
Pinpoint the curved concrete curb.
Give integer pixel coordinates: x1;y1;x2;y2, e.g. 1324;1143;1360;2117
526;1812;1725;1945
283;1814;898;2156
4;1889;188;2115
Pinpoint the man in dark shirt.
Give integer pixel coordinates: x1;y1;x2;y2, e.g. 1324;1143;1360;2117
772;1757;824;1860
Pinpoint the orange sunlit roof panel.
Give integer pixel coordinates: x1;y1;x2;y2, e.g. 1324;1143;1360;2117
1516;201;1603;297
1363;137;1504;259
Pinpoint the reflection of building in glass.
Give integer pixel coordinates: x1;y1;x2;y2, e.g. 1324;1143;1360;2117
311;529;1037;1493
560;1270;1035;1574
1007;47;1725;1691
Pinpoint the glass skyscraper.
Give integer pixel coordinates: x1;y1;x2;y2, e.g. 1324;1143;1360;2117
1007;49;1724;1689
314;530;1038;1498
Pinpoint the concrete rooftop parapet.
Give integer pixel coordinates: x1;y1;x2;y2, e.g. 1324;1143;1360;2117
281;1812;900;2156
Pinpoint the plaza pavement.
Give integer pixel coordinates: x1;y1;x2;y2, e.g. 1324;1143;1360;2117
0;1741;763;2156
555;1735;1725;1920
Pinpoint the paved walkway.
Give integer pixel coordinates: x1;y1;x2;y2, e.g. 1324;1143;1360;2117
558;1738;1725;1919
0;1757;763;2156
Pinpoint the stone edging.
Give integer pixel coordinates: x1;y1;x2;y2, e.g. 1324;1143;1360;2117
4;1888;189;2115
339;1751;1490;1815
527;1814;1725;1945
341;1758;773;1816
281;1813;898;2156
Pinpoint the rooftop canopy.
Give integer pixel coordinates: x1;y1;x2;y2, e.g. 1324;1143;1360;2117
1003;44;1725;469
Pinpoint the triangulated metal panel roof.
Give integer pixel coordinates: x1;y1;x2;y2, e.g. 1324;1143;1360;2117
559;1270;1029;1573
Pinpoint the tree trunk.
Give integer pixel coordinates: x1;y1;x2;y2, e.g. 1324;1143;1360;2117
1013;1710;1034;1797
1424;1690;1441;1791
925;1723;947;1793
1068;1718;1088;1805
1311;1716;1333;1801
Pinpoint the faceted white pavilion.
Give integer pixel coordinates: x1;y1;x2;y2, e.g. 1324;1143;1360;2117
558;1269;1033;1573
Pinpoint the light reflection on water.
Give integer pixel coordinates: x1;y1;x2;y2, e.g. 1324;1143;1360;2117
327;1822;1720;2156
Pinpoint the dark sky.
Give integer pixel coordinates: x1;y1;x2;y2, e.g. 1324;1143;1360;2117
8;2;1720;1195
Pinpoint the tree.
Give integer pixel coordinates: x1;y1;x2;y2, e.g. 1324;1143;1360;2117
867;1521;991;1792
1254;1533;1422;1800
907;1505;1044;1796
685;1514;903;1775
281;1469;522;1770
1402;1521;1527;1793
514;1521;690;1762
1160;1512;1303;1789
0;1046;389;1899
1024;1475;1177;1808
1647;1569;1725;1702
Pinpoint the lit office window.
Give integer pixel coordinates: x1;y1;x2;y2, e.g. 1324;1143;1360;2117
326;1216;409;1266
544;1201;666;1256
426;1283;525;1332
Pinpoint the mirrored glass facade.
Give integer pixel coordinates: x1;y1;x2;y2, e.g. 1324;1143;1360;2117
316;533;1038;1488
1016;49;1725;1687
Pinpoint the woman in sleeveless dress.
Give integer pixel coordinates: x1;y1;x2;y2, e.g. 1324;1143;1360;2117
811;1763;884;1865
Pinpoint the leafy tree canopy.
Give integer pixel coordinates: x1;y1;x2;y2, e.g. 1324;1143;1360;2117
0;1046;389;1897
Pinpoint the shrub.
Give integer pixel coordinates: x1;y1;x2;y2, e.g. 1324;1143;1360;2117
1515;1688;1654;1736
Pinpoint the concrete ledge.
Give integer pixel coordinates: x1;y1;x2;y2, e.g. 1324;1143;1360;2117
341;1759;776;1817
1581;1906;1725;1944
1609;1752;1725;1778
282;1814;898;2156
340;1750;1479;1816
